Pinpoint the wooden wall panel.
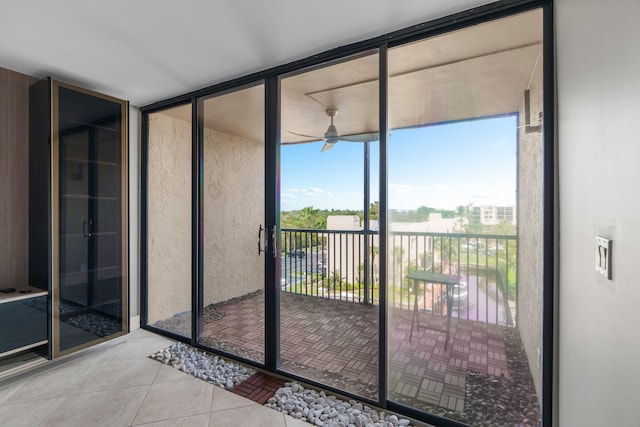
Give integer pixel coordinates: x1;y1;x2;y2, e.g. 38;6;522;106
0;67;37;287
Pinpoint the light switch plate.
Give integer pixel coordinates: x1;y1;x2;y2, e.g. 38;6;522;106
595;236;612;280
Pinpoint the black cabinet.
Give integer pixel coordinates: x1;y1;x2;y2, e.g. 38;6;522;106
0;293;47;356
30;78;129;358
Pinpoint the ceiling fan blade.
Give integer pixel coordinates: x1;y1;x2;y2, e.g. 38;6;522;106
283;129;323;141
282;140;316;146
338;132;380;143
286;110;382;151
320;142;335;152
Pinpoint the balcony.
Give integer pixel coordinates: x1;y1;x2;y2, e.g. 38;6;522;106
151;228;540;426
281;229;517;328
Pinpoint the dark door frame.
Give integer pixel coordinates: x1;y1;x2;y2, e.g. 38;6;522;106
139;2;554;426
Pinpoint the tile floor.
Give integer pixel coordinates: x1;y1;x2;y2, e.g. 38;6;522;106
0;329;316;427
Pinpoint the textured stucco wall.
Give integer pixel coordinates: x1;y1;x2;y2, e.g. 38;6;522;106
147;112;192;324
146;112;264;321
516;48;544;402
203;127;264;306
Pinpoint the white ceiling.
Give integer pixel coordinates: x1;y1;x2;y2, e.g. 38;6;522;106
0;0;497;107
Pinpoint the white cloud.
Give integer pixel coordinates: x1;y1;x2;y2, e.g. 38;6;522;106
469;191;498;200
389;183;450;193
281;187;345;210
387;184;515;211
282;187;334;200
468;191;515;206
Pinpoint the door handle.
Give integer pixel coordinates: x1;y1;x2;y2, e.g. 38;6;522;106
258;225;265;255
258;224;269;255
83;219;93;238
271;225;277;258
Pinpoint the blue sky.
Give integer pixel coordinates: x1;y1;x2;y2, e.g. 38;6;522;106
281;115;517;211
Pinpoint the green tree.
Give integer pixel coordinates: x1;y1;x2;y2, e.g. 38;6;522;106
433;235;459;273
328;270;342;293
369;201;379;221
456;205;468;231
392;246;405;289
464;220;484;234
493;220;516;235
296;206;319;229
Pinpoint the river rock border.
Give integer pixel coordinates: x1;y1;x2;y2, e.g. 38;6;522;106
149;343;414;426
149;342;255;390
266;382;413;427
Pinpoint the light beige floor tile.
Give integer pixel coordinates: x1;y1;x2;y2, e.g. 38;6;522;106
129;328;170;339
108;334;175;362
131;330;177;347
209;405;287;427
133;413;210;426
69;329;169;366
70;348;116;366
0;385;149;427
0;381;26;405
153;363;192;384
210;387;257;412
53;385;150;427
4;363;98;403
0;395;68;426
69;342;119;366
83;358;162;392
284;413;314;426
133;377;214;425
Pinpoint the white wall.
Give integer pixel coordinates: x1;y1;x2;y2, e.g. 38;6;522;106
556;1;640;426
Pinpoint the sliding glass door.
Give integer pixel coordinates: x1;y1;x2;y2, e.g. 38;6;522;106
198;84;266;363
386;9;544;426
279;51;380;399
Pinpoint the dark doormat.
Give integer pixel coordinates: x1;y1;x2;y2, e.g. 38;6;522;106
231;371;286;404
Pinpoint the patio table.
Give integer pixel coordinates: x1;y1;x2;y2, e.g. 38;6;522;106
407;270;461;350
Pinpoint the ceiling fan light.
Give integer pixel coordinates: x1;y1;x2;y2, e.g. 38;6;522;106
324;124;340;143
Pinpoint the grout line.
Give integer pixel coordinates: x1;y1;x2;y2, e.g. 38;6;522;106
128;383;154;426
131;412;211;426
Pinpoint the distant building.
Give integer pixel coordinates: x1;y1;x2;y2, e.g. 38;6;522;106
470;205;516;226
326;215;371;276
327;215;360;230
325;213;459;297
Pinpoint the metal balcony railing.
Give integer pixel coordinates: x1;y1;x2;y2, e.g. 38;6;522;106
280;229;518;327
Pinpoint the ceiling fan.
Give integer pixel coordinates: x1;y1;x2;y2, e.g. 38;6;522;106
284;108;380;152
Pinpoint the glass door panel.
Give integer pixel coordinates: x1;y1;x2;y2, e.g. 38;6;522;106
279;51;379;400
198;84;266;363
146;104;193;338
55;84;126;355
386;10;543;425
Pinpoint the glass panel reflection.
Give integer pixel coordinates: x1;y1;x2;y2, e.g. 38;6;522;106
386;9;543;426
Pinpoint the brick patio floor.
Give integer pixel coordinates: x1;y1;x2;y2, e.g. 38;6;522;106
196;291;513;414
